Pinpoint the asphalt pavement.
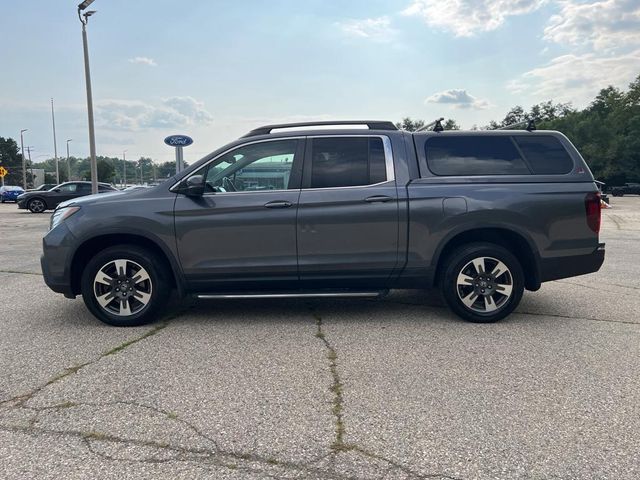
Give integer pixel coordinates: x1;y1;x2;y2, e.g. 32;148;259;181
0;198;638;479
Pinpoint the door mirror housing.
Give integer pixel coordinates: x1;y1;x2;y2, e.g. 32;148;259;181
54;188;61;192
181;175;205;196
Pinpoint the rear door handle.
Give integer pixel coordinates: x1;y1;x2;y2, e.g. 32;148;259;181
264;200;293;209
364;195;393;203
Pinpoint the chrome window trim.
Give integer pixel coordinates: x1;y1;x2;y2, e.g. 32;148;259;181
170;134;396;194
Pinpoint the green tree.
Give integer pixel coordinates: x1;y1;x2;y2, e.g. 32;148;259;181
0;137;26;186
488;74;640;184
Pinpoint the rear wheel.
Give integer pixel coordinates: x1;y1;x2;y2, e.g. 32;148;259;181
28;198;46;213
80;245;171;326
441;243;524;323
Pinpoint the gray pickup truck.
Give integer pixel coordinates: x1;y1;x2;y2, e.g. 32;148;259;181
41;120;605;326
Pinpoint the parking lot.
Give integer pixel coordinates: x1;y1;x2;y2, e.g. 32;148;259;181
0;198;638;479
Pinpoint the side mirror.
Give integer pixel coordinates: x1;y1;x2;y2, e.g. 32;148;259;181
182;175;205;196
54;188;61;192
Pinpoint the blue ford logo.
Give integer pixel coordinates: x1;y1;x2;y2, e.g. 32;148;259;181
164;135;193;147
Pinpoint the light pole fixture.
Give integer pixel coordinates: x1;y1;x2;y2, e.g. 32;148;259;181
66;139;73;181
20;129;28;189
78;0;98;193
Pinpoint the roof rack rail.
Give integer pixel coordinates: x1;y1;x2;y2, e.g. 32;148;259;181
242;120;398;138
414;117;444;133
497;119;537;131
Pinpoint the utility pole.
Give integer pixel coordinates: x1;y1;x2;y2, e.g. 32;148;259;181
20;129;28;189
26;146;34;186
51;98;60;184
122;150;127;188
66;139;73;181
78;1;98;194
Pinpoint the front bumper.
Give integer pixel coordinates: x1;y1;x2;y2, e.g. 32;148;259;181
540;243;605;282
17;199;28;209
41;223;77;298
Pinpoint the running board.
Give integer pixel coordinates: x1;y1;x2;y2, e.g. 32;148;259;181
196;291;384;300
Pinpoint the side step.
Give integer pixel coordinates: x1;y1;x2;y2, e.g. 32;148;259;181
196;291;386;300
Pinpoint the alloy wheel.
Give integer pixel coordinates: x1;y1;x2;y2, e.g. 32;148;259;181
93;259;153;317
29;199;45;213
456;256;514;314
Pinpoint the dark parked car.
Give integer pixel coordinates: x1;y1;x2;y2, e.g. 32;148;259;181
0;185;25;202
41;120;604;326
18;181;116;213
611;183;640;196
27;183;58;192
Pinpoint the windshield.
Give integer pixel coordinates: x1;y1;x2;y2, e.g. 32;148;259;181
3;186;24;192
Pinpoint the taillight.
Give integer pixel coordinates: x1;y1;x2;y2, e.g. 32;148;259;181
585;192;601;233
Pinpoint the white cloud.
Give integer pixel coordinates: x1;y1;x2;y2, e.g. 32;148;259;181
425;89;490;109
97;96;213;130
337;16;396;41
509;1;640;104
543;0;640;51
507;50;640;103
128;56;158;67
402;0;546;37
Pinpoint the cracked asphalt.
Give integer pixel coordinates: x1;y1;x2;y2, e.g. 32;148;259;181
0;198;639;479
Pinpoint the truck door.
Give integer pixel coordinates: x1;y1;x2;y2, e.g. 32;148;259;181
174;138;304;292
296;135;399;288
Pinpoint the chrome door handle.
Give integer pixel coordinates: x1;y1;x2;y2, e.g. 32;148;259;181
364;195;393;203
264;200;293;209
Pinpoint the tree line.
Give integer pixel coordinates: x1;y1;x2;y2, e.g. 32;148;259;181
0;139;184;187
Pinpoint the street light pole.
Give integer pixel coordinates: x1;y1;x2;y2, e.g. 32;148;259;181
51;98;60;184
66;139;73;181
20;129;28;189
26;146;34;184
78;1;98;194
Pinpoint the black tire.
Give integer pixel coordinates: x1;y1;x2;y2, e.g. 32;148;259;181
612;191;623;197
80;245;172;327
27;197;47;213
440;242;524;323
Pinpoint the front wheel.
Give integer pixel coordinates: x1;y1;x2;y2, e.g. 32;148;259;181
28;198;46;213
80;245;171;326
440;243;524;323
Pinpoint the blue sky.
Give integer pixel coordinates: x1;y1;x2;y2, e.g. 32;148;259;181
1;0;639;163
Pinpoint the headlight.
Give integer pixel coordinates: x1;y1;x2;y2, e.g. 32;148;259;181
50;206;81;230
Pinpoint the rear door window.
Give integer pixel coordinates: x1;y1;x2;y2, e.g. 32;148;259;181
306;137;388;188
425;136;530;176
513;135;574;174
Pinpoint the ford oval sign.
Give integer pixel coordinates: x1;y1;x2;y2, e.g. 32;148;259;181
164;135;193;147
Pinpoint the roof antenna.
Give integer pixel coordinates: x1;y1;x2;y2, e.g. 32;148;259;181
415;117;445;133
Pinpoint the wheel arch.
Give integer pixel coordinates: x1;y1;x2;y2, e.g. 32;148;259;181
433;227;541;291
69;233;183;296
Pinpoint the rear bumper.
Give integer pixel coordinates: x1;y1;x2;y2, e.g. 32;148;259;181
540;243;605;282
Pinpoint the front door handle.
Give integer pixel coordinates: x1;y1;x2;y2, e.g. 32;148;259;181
364;195;393;203
264;200;293;209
